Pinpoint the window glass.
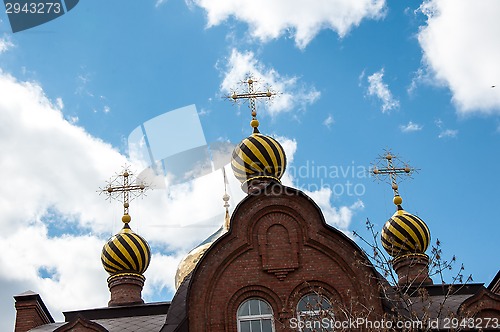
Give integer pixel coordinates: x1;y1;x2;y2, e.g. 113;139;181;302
237;298;275;332
297;294;334;332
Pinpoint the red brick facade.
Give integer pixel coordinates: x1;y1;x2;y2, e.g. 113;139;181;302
186;185;385;331
14;291;54;332
12;184;500;331
107;273;145;307
459;287;500;321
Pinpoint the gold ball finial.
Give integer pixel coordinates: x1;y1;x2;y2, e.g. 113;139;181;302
250;119;260;128
124;202;129;208
107;187;113;193
373;168;379;174
404;166;411;173
393;196;403;205
251;111;257;117
123;171;129;177
247;79;253;84
232;92;238;100
392;183;398;190
266;91;272;97
122;214;131;223
386;153;392;160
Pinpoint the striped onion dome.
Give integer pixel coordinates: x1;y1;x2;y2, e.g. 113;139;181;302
101;223;151;276
381;205;431;258
231;133;286;187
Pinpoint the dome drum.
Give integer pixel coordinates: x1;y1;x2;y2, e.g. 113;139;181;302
392;252;433;286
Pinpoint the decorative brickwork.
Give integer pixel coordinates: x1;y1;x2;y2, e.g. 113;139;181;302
14;291;54;332
186;184;385;331
459;287;500;320
54;315;108;332
392;253;433;287
107;273;145;307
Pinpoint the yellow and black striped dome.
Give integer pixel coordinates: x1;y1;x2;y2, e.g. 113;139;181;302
231;133;286;186
101;224;151;275
381;206;430;257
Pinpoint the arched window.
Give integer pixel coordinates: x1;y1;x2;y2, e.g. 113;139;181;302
297;294;334;332
237;298;275;332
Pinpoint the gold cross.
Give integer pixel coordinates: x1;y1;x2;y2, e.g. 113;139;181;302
228;76;276;133
99;167;147;223
372;151;416;201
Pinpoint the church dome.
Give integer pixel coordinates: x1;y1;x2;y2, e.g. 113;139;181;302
101;223;151;276
175;242;212;289
231;132;286;186
174;222;229;289
381;204;430;258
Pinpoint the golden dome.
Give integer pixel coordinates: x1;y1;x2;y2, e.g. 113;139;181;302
101;223;151;276
175;242;212;289
174;224;228;289
381;205;430;258
231;133;286;187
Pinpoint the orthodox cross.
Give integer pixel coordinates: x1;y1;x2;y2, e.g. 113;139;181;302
228;76;276;133
372;151;416;198
99;167;147;222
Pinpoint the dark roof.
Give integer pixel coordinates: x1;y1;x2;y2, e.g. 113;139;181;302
407;284;483;321
63;302;170;321
29;302;170;332
161;273;191;332
488;270;500;293
30;315;167;332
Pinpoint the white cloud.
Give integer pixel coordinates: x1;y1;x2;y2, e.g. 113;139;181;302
0;71;131;330
0;226;109;318
0;70;233;330
323;114;335;128
155;0;167;7
277;137;362;232
304;189;364;230
67;115;79;124
190;0;386;48
0;69;358;330
220;49;320;116
366;68;399;113
399;121;423;133
55;97;64;110
435;118;458;138
417;0;500;114
0;72;128;236
0;35;14;53
438;128;458;139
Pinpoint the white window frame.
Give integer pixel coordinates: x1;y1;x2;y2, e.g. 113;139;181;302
237;298;275;332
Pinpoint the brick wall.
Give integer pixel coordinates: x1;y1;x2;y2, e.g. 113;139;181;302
14;291;54;332
187;185;385;331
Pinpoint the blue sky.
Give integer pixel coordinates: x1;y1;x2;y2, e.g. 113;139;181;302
0;0;499;329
